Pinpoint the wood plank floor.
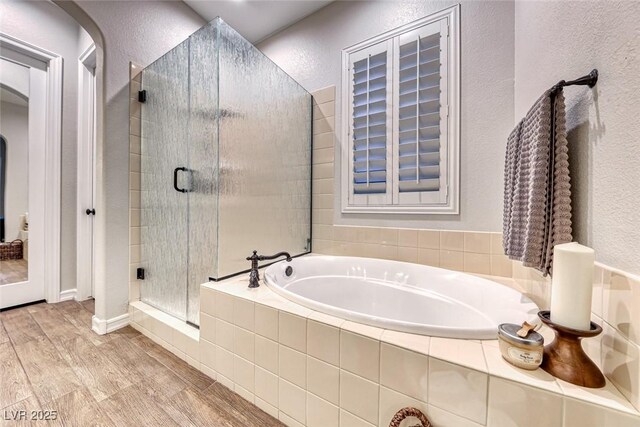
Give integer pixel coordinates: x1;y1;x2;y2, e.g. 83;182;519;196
0;259;28;286
0;300;283;427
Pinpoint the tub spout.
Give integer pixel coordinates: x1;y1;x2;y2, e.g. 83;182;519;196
246;250;292;288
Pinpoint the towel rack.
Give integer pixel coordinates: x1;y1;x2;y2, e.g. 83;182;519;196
550;69;598;94
542;69;597;276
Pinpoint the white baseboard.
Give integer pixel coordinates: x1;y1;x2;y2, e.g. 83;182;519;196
59;288;77;302
92;313;129;335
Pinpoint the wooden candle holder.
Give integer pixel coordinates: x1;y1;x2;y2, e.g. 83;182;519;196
538;311;605;388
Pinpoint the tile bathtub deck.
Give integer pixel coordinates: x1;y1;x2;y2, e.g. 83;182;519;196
204;275;640;420
0;300;283;427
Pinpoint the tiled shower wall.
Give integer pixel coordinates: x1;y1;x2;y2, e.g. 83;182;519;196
310;85;640;411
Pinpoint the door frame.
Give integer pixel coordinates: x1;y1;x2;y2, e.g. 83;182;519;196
76;43;96;301
0;33;62;304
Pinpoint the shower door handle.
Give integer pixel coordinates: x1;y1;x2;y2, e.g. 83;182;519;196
173;167;189;193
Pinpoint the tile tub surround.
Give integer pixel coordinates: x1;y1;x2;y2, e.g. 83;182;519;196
168;275;639;427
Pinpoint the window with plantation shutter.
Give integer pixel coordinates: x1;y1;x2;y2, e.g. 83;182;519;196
348;41;393;206
394;20;449;205
341;6;459;215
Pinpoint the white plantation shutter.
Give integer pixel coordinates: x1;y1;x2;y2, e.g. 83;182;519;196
348;41;393;206
393;20;449;205
342;7;459;214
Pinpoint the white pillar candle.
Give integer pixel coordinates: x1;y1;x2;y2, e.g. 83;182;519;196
550;242;595;331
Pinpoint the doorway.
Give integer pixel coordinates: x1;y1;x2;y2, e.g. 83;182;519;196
76;43;97;301
0;39;53;309
0;1;103;320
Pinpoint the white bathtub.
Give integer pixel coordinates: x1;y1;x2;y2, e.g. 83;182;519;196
264;255;538;339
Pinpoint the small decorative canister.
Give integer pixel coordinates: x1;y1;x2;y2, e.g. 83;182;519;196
498;323;544;370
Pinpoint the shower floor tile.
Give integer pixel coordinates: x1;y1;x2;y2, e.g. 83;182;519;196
0;299;283;426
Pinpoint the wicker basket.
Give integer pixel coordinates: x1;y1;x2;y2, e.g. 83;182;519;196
389;407;432;427
0;239;23;260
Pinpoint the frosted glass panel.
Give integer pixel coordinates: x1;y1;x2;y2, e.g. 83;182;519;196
138;18;311;326
186;23;219;324
140;40;190;321
216;20;312;278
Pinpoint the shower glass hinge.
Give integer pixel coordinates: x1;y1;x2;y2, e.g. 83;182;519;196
136;268;145;280
138;90;147;103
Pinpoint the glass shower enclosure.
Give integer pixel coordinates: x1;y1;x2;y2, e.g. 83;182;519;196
139;18;312;326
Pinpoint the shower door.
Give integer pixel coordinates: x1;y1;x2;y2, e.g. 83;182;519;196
140;24;218;326
140;41;191;323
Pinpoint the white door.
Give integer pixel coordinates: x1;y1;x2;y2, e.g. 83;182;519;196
0;53;47;309
76;45;96;300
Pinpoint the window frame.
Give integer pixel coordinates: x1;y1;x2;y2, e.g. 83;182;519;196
340;5;460;215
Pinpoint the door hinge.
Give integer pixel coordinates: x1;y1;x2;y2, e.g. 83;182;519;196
138;90;147;103
136;268;145;280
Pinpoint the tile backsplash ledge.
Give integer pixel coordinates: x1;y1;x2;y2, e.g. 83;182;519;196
313;227;512;278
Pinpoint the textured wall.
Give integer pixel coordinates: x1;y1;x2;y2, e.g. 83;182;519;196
67;0;206;319
0;0;85;291
258;0;515;231
514;1;640;274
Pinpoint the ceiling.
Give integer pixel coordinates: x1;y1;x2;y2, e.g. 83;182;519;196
183;0;333;43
